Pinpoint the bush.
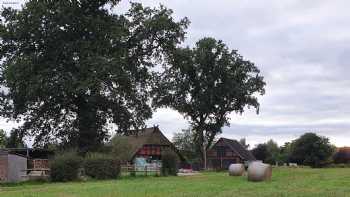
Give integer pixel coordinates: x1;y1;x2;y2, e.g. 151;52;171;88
50;151;83;182
84;153;120;180
161;151;178;176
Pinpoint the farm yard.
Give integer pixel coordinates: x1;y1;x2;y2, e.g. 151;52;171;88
1;167;350;197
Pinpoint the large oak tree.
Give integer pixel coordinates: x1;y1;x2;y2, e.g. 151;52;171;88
0;0;189;152
154;38;265;168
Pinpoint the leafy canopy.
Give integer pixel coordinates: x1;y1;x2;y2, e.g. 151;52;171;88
0;0;189;151
290;132;335;167
0;129;7;148
154;38;265;165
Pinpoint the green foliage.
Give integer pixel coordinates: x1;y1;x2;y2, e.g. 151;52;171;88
279;142;293;164
265;139;280;164
252;143;269;162
50;151;83;182
161;151;178;176
0;129;7;148
84;153;120;180
110;136;133;163
251;140;280;165
154;38;265;167
0;0;189;152
6;129;26;148
172;128;200;164
290;133;335;168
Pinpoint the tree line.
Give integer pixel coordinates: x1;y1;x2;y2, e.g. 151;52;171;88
250;132;335;168
173;130;338;168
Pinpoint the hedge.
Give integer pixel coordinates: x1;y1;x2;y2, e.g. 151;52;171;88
84;153;120;180
50;151;83;182
161;151;178;176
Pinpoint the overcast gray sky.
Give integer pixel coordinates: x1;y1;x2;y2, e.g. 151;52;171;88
1;0;350;147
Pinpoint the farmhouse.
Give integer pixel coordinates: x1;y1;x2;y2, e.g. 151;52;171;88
118;126;185;165
207;138;256;170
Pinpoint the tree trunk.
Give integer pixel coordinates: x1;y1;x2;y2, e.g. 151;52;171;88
203;143;207;170
198;130;207;170
76;96;99;154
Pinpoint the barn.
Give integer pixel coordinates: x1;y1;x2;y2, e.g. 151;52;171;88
117;126;185;166
207;138;256;170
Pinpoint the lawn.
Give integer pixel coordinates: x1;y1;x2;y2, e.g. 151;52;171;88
1;167;350;197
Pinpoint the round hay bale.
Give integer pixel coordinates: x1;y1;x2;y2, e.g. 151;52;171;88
247;162;272;182
228;164;245;176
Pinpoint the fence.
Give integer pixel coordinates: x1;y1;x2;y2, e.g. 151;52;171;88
121;163;161;176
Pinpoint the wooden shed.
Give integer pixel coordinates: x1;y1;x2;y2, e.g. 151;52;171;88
207;138;256;170
0;150;27;182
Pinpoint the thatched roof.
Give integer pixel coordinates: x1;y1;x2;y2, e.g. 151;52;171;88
115;126;182;161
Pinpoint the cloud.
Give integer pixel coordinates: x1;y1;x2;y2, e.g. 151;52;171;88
1;0;350;147
139;0;350;147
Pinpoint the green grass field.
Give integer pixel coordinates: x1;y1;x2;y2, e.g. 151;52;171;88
1;167;350;197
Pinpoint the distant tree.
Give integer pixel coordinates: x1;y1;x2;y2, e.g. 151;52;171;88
0;1;189;153
172;128;200;163
279;142;293;164
154;38;265;168
290;133;335;167
252;143;269;162
239;138;250;149
265;139;280;165
6;129;25;148
0;129;7;148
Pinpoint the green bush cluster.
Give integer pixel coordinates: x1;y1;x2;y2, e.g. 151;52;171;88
50;152;83;182
161;151;178;176
84;153;120;180
50;152;120;182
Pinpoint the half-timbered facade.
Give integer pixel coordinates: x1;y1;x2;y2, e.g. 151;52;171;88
207;138;255;170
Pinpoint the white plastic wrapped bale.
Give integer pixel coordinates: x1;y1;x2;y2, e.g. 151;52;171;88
247;162;272;182
228;164;245;176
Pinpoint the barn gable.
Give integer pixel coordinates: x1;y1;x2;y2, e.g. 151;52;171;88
115;126;184;163
207;137;255;170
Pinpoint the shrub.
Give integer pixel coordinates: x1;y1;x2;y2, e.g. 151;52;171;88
161;151;178;176
84;153;120;180
50;151;83;182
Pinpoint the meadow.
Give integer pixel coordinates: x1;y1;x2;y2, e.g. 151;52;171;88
1;167;350;197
